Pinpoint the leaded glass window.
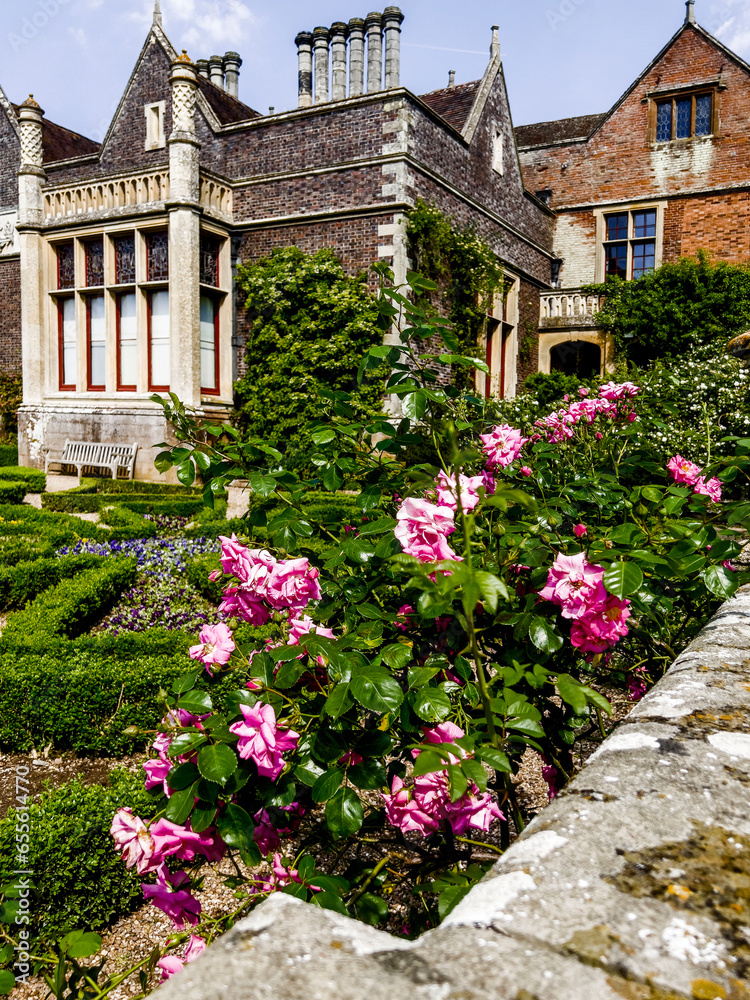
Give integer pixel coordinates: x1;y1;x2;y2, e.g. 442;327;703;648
654;92;713;141
656;101;672;142
85;239;104;287
633;210;656;239
675;98;692;139
200;235;220;287
57;243;75;290
146;232;169;282
695;94;712;136
114;235;136;285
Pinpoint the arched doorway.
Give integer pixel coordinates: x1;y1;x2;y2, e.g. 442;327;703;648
549;340;601;378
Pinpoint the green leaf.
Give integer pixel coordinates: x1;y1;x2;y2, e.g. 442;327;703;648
166;762;200;791
351;666;404;714
438;884;473;920
176;459;196;487
312;768;345;803
0;970;14;995
311;428;336;445
476;745;512;773
528;617;563;654
412;749;448;776
447;764;469;802
381;643;413;669
325;787;364;840
702;565;739;600
177;690;213;715
190;803;218;833
603;561;643;599
460;758;488;792
556;673;588;716
354;892;389;925
473;571;509;612
407;665;441;689
64;932;102;959
506;717;546;738
358;517;398;536
349;760;387;790
169;732;207;757
164;784;197;825
248;472;278;497
172;670;201;695
274;659;308;689
408;686;452;723
323;683;353;719
356;486;383;512
216;803;261;866
197;744;238;786
311;890;349;915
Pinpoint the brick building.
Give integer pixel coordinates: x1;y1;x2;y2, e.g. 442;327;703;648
3;3;554;479
515;0;750;376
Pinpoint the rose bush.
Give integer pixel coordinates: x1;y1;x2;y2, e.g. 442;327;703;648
35;266;745;993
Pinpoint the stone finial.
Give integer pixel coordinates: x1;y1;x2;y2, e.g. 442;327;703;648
176;49;193;63
330;22;348;101
208;54;224;89
18;96;44;169
153;0;162;27
20;94;41;110
365;12;383;94
223;51;242;98
383;7;404;89
490;25;500;58
348;18;366;97
170;56;198;136
448;70;456;89
295;31;314;108
685;0;696;23
313;27;330;104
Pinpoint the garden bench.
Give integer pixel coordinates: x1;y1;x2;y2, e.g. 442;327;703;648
45;440;138;480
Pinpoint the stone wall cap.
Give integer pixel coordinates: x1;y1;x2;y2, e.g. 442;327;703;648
294;31;313;45
365;12;383;28
330;21;348;34
383;6;405;23
313;26;330;39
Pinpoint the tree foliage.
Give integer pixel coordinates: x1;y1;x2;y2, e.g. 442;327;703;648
234;247;385;466
585;251;750;363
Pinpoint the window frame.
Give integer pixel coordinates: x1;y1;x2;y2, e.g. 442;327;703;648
57;296;77;392
85;293;106;392
648;87;718;143
594;202;665;284
147;289;170;393
199;292;221;396
116;291;138;392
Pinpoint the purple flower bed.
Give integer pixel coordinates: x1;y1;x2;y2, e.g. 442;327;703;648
57;535;218;577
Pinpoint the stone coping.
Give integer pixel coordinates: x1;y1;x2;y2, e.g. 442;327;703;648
155;586;750;1000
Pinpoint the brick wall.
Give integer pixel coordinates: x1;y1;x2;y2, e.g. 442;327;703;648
0;256;21;375
0;107;19;210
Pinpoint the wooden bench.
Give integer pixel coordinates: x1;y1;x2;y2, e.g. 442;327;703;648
45;441;139;480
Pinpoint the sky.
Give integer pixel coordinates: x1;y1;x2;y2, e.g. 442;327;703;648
2;0;750;141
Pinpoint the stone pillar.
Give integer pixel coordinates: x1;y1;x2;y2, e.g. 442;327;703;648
685;0;696;24
330;23;347;101
168;54;201;408
366;13;383;93
295;31;313;108
348;19;365;97
17;96;46;406
491;25;500;58
313;27;330;104
196;59;210;79
383;7;404;89
208;55;224;89
223;52;242;98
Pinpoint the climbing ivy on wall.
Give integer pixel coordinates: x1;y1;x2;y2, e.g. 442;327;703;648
233;247;385;468
405;200;508;379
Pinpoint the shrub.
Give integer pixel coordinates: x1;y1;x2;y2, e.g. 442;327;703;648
0;466;46;492
41;485;100;512
186;552;223;602
0;556;137;649
0;443;18;467
0;480;27;505
522;371;597;409
0;538;54;566
0;554;104;611
0;769;159;941
99;504;158;538
82;478;200;496
0;505;110;546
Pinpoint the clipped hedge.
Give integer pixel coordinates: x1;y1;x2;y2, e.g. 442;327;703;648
0;769;159;940
0;466;46;492
0;505;109;546
82;478;200;495
43;491;204;516
0;553;104;611
0;556;137;649
0;538;55;565
0;444;18;467
99;504;158;538
186;551;223;602
0;480;27;505
120;498;204;516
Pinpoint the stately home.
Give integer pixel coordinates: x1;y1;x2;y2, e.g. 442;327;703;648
0;0;748;476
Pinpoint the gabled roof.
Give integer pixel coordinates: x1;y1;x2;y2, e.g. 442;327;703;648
515;113;607;150
196;76;261;125
10;104;99;163
419;81;479;132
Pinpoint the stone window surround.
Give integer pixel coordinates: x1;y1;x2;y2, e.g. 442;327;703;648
593;200;666;284
643;79;723;144
144;100;166;151
479;277;518;400
45;218;232;404
492;124;504;176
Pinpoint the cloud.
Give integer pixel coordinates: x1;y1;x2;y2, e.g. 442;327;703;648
68;26;87;46
707;0;750;58
126;0;257;53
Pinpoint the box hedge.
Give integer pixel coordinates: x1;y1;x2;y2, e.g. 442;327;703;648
0;480;27;505
0;466;46;492
0;443;18;467
0;553;104;611
0;505;110;546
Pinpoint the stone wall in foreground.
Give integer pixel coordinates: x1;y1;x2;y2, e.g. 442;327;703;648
155;586;750;1000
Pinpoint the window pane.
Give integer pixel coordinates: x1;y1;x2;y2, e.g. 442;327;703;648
200;295;217;391
605;244;628;279
57;243;75;290
85;239;104;287
675;98;691;139
114;235;136;284
633;210;656;239
656;101;672;141
605;213;629;241
61;297;76;387
149;290;170;388
200;235;220;287
632;241;655;279
88;295;106;388
695;94;712;135
118;293;138;388
147;233;169;282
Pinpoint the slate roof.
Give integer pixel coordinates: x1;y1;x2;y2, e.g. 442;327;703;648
514;112;607;150
419;81;479;131
11;105;101;162
196;76;261;124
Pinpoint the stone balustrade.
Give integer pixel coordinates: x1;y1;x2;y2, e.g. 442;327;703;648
540;288;602;328
199;176;233;221
43;171;170;221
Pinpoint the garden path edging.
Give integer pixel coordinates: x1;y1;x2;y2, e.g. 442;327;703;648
154;586;750;1000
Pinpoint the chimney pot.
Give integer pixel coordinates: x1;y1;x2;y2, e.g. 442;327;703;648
448;70;456;88
313;26;330;104
685;0;696;23
348;18;366;97
383;7;404;90
295;31;314;108
365;12;383;93
490;25;500;58
196;59;210;79
223;51;242;98
330;22;348;101
208;54;224;89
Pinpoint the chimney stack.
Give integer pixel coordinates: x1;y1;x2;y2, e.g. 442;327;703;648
208;55;224;89
313;27;330;103
448;70;455;89
330;22;348;101
295;31;314;107
196;59;209;79
223;52;242;98
685;0;696;23
348;18;365;96
365;12;383;93
383;7;404;89
490;25;500;58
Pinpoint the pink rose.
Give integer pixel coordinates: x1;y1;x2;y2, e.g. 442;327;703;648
156;936;206;982
570;594;631;654
538;552;607;620
480;424;526;469
693;476;722;503
434;470;484;512
394;497;459;564
667;455;702;486
189;623;235;669
208;569;221;582
142;867;201;929
382;775;441;836
110;809;184;875
143;755;172;796
266;558;322;613
599;381;639;400
218;586;272;626
573;524;588;538
519;466;533;477
229;702;300;780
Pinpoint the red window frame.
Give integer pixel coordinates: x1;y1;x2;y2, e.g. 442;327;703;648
86;294;106;392
200;294;221;396
57;297;76;391
147;291;170;393
116;292;137;392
